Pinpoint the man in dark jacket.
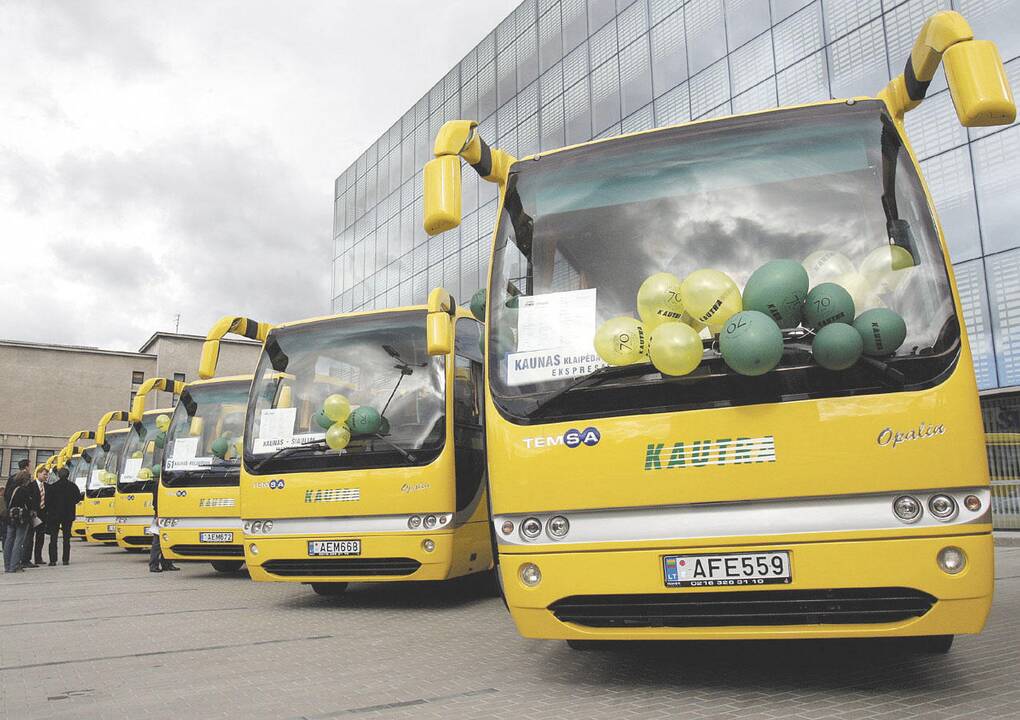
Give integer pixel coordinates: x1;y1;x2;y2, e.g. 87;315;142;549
148;480;178;573
22;467;48;568
46;467;81;566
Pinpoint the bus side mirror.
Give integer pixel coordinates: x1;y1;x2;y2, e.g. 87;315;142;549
944;40;1016;127
426;286;456;356
423;155;462;236
190;417;204;437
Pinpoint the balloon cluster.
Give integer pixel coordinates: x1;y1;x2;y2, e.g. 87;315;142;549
316;394;387;451
593;248;911;377
154;413;170;449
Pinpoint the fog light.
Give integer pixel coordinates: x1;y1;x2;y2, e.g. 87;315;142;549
937;546;966;574
520;517;542;539
408;515;421;529
162;533;168;541
893;495;921;523
248;543;259;555
422;539;435;552
547;516;569;539
423;514;438;529
928;494;957;520
964;495;982;512
500;520;514;535
519;562;541;587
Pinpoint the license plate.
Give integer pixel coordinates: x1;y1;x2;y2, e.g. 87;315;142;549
307;539;361;556
107;524;116;532
663;551;791;588
200;532;234;543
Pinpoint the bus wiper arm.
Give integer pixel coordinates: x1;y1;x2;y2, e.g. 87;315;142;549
370;433;417;464
528;363;657;418
249;439;328;470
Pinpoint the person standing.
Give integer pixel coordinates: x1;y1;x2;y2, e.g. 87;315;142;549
3;469;33;573
1;459;31;547
46;467;80;566
148;479;178;573
22;467;48;568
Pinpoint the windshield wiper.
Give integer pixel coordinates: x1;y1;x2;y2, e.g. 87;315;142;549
369;433;417;464
528;363;659;418
249;438;328;470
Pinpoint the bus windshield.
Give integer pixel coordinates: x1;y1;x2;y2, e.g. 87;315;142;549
488;101;958;423
86;432;127;497
119;413;166;493
244;311;446;475
69;455;88;496
161;379;251;488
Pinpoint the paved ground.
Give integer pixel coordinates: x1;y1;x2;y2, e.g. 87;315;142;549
1;543;1019;720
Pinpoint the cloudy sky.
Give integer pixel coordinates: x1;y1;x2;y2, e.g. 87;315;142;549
0;0;518;351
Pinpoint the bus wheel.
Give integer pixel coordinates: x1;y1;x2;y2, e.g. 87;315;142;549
311;582;349;597
914;635;954;654
211;560;244;573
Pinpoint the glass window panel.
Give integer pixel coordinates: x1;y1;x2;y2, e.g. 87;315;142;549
884;0;951;96
653;80;691;126
498;41;518;107
619;37;653;117
588;0;616;33
478;61;497;120
776;50;829;105
689;59;730;119
771;0;812;22
594;121;622;139
518;26;540;89
519;113;541;157
539;5;563;72
562;0;588;52
731;77;779;114
497;14;516;48
954;0;1020;65
617;0;647;49
463;166;479;215
591;56;622;133
564;78;593;144
541;61;564;102
478;29;496;67
685;0;727;75
725;0;771;50
415;123;430;172
461;45;478;81
541;94;567;150
590;18;618;68
517;0;538;35
729;31;775;96
650;9;688;97
973;126;1020;255
498;99;518;139
519;80;539;121
650;0;680;25
621;103;654;134
822;0;881;41
904;89;969;160
774;1;824;71
827;18;890;99
563;40;589;88
987;250;1020;387
954;259;997;388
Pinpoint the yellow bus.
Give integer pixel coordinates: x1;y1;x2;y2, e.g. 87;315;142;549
61;431;95;539
114;396;177;552
202;305;492;595
154;374;254;572
422;11;1014;651
84;413;130;544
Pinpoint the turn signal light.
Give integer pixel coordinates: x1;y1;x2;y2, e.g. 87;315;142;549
937;546;966;575
519;562;541;587
964;495;982;512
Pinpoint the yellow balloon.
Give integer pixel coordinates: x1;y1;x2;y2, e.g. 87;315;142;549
835;271;883;313
155;414;171;432
234;438;244;456
859;245;915;294
593;316;648;366
802;250;854;287
325;422;351;451
132;451;143;459
137;467;153;480
649;322;703;376
323;394;352;423
680;311;706;334
637;272;685;330
101;471;116;485
680;269;742;333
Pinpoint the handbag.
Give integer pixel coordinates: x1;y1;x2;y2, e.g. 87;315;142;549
6;486;27;527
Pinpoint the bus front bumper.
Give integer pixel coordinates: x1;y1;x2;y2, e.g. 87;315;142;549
115;517;154;549
498;532;994;641
160;525;246;562
72;517;87;538
245;531;457;584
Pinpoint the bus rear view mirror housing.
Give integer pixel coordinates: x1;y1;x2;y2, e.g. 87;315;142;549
423;155;462;236
426;287;456;356
944;40;1016;126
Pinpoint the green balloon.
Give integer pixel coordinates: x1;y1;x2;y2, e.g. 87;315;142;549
211;437;229;458
812;323;863;371
379;416;391;435
803;283;855;330
853;308;907;356
151;465;161;478
154;432;166;448
742;260;809;329
469;289;486;322
347;406;382;435
719;310;784;376
313;409;333;430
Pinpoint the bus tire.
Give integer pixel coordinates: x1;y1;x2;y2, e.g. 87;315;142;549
311;582;349;597
211;560;244;573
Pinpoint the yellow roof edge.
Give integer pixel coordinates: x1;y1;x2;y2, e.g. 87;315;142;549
271;304;473;331
188;373;254;387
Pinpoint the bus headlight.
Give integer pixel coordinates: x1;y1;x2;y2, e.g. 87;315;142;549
937;546;966;574
500;520;514;535
251;521;263;534
893;495;922;523
928;494;957;520
520;517;542;539
423;514;438;529
519;562;541;587
546;516;570;539
408;515;421;529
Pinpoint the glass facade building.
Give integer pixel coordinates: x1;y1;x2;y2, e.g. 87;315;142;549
332;0;1019;395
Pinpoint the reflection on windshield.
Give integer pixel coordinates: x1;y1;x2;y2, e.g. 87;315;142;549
487;101;958;422
161;380;251;487
86;433;127;496
244;311;446;474
119;413;167;492
69;457;88;495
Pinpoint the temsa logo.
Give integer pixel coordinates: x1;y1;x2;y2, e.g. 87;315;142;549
523;427;601;449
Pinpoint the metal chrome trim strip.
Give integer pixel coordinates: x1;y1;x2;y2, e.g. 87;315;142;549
85;515;116;523
116;516;153;524
493;488;992;547
245;513;453;536
158;517;245;529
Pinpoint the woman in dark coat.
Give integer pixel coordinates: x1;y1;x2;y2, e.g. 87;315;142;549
3;470;35;573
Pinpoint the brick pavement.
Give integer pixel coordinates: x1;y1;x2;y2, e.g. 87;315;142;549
1;542;1018;719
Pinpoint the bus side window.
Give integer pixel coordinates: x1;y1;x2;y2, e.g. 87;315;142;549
454;319;485;512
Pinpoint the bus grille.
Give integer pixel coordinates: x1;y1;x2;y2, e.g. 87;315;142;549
262;558;421;577
73;528;86;536
171;544;245;557
549;587;937;628
92;533;116;541
122;536;153;546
